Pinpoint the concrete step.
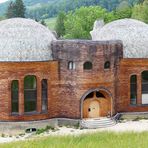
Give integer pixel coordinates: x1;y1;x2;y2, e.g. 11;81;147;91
80;118;116;129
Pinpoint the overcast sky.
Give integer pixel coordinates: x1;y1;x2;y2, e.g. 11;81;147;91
0;0;8;4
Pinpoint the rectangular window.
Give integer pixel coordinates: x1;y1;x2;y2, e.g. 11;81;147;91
130;75;137;105
11;80;19;113
24;76;37;112
142;71;148;104
42;79;48;112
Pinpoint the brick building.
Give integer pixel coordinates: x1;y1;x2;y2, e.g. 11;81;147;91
0;18;147;121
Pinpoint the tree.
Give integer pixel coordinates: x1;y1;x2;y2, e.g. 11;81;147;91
14;0;26;18
104;11;117;23
6;0;25;18
0;16;5;21
41;19;46;26
6;1;15;18
115;1;132;19
132;0;148;23
64;6;107;39
55;11;66;38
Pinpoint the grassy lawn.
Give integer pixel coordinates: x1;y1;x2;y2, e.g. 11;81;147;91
1;132;148;148
45;17;57;31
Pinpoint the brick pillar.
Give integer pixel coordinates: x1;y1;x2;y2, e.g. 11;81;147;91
37;77;42;113
137;74;142;105
19;79;24;115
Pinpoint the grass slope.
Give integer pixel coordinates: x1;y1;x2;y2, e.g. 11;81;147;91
1;132;148;148
45;17;56;30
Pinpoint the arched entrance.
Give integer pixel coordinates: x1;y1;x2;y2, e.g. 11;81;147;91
81;88;112;119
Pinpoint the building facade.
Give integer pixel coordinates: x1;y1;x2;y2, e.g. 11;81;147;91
0;18;148;121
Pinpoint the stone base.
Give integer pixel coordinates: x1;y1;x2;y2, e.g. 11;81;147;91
0;118;80;135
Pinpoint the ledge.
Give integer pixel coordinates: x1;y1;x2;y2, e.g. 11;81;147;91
11;111;48;116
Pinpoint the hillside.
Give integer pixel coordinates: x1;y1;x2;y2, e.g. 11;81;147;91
0;0;55;16
0;0;143;19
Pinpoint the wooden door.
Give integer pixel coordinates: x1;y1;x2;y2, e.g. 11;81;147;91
88;100;100;118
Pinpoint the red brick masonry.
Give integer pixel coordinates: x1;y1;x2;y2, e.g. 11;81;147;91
0;40;147;121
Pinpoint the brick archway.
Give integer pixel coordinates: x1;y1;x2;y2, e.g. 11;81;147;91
80;87;113;119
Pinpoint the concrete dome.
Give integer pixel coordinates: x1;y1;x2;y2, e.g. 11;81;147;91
91;19;148;58
0;18;56;61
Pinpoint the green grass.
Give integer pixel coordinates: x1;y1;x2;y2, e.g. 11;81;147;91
1;132;148;148
45;17;57;30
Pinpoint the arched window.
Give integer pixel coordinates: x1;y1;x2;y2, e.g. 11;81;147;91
130;75;137;105
68;61;75;70
83;61;92;70
104;61;110;69
42;79;48;112
85;92;94;99
24;75;37;112
142;71;148;104
11;80;19;113
96;91;105;98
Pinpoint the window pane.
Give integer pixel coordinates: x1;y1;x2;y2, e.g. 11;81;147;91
142;71;148;82
73;63;76;70
42;79;48;111
96;91;105;98
68;61;75;70
84;61;92;70
24;76;36;89
85;92;94;99
68;62;72;70
104;61;110;69
131;75;137;83
142;71;148;104
11;80;19;113
130;75;137;105
24;76;37;112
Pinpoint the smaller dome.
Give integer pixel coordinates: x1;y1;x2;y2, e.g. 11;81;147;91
91;19;148;58
0;18;56;62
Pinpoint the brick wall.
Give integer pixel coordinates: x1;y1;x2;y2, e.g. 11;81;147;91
117;59;148;112
0;40;125;121
52;40;123;118
0;61;59;121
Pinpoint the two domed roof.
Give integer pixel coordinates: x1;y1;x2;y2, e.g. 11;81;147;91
91;19;148;58
0;18;56;61
0;18;147;61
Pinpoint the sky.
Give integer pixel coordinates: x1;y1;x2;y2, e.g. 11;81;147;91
0;0;8;4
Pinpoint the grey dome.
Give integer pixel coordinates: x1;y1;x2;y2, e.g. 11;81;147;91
0;18;56;61
91;19;148;58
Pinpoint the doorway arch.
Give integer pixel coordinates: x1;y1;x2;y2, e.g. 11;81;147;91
80;87;113;119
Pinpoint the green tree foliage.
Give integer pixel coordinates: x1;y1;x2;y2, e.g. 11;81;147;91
64;6;107;39
0;16;5;21
14;0;26;18
132;0;148;23
104;11;117;23
25;0;145;20
55;12;66;38
6;0;25;18
115;1;132;19
0;0;145;19
41;19;46;26
6;1;15;18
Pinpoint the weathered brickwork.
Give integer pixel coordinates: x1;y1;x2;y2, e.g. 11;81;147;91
117;59;148;113
52;40;123;119
0;61;59;121
1;40;147;121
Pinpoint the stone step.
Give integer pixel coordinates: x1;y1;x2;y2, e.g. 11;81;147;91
80;118;116;129
81;124;115;129
82;118;114;123
81;121;115;125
